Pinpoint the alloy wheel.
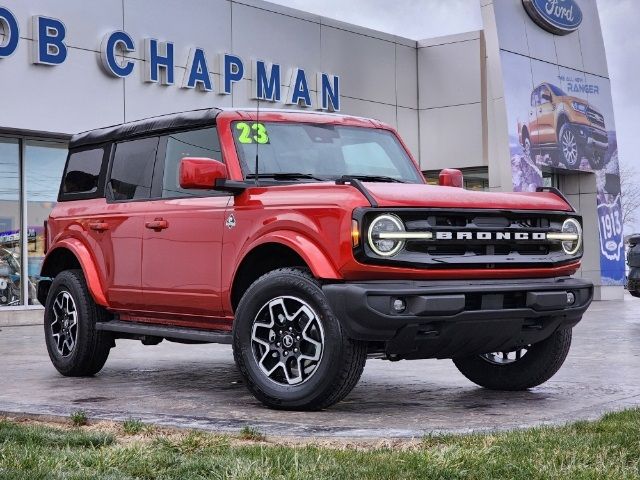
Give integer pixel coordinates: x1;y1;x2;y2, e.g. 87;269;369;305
251;296;324;386
480;348;529;365
561;129;579;167
50;291;79;357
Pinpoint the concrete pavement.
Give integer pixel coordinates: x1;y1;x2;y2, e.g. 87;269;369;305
1;294;639;438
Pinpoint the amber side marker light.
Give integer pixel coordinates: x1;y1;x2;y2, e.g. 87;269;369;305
351;220;360;247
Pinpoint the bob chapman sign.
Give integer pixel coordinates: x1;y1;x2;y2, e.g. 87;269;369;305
522;0;583;36
0;6;341;111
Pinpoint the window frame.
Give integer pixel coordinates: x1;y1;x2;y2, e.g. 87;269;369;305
57;143;110;202
153;125;230;200
105;135;160;204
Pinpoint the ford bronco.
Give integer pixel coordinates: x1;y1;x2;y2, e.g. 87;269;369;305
519;82;608;170
40;108;593;410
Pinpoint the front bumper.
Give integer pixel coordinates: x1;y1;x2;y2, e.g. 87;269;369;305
323;277;593;360
570;123;608;153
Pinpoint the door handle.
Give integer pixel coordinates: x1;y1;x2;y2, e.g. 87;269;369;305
89;222;109;232
145;219;169;231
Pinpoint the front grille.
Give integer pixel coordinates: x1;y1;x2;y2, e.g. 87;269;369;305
358;209;580;269
586;108;605;128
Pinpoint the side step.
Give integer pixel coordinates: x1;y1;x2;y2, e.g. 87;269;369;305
95;320;232;344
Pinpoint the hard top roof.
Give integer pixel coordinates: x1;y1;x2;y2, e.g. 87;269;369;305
69;108;222;150
68;107;381;150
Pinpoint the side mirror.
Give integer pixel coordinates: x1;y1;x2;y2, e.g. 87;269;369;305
541;93;552;103
179;157;227;189
439;168;464;188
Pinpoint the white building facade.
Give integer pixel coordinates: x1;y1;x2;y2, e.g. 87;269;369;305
0;0;622;322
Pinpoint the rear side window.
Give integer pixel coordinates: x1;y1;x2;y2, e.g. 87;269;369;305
61;148;104;195
109;137;159;201
161;127;222;198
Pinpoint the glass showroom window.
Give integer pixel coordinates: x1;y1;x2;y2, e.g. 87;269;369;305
25;141;68;306
0;138;22;308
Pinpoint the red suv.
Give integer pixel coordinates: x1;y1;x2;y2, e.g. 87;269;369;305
40;108;592;410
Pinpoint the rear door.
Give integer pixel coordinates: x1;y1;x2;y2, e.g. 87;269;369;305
141;126;231;327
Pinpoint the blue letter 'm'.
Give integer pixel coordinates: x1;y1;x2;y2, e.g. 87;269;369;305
101;31;135;77
255;60;281;102
33;16;67;65
0;7;19;58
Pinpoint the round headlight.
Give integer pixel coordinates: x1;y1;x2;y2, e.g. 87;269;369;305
561;218;582;255
368;214;405;257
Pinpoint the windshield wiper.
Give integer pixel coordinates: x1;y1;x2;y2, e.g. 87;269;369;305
245;173;326;181
337;174;406;184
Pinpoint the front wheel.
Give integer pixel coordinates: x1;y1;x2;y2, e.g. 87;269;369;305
559;124;581;169
233;268;367;410
453;328;572;390
44;270;112;376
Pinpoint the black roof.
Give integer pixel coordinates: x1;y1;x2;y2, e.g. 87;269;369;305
69;108;222;150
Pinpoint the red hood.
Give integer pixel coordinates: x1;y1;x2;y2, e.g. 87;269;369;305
363;183;572;211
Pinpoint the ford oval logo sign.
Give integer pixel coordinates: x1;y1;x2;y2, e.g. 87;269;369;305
522;0;583;35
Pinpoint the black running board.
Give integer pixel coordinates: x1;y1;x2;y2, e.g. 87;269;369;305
95;320;232;344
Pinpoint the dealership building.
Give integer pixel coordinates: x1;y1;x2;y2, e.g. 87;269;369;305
0;0;624;323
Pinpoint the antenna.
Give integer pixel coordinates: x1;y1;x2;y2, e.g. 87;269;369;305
254;94;260;186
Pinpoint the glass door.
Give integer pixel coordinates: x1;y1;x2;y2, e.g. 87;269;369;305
0;138;22;308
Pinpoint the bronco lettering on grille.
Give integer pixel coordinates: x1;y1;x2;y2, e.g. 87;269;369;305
434;231;547;241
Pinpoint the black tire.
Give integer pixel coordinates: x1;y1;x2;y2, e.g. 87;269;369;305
630;291;640;298
44;269;112;377
233;268;367;410
587;150;605;170
559;123;581;169
522;134;532;160
453;328;572;391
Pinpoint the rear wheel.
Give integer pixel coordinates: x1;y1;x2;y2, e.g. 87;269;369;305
44;270;112;376
233;268;367;410
453;328;572;390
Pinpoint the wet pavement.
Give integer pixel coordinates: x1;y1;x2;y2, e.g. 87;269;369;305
1;294;639;439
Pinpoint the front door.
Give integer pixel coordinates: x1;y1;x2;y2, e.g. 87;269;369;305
140;126;231;328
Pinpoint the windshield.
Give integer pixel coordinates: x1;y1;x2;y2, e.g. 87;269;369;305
232;122;423;183
548;84;567;96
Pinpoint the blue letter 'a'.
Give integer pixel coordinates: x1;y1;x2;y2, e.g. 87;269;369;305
183;48;212;91
32;16;67;65
287;68;312;107
254;60;281;102
0;7;19;58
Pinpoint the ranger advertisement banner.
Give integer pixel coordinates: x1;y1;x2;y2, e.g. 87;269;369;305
502;50;624;285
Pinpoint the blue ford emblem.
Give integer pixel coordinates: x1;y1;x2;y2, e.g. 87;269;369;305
522;0;583;35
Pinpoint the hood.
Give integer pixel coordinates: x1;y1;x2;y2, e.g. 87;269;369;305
362;183;572;211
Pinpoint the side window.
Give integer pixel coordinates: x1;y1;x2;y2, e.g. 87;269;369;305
109;137;158;201
61;148;104;195
540;86;551;104
161;127;222;198
531;89;538;107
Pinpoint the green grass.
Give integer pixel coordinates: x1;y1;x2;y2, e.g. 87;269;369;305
238;425;266;442
122;418;148;436
69;410;88;427
0;409;639;479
